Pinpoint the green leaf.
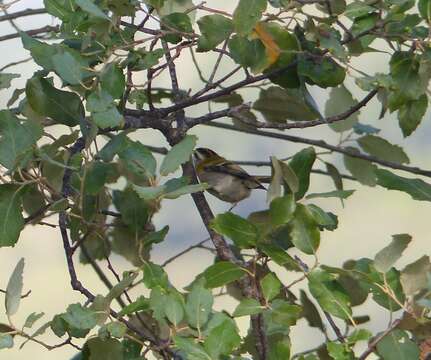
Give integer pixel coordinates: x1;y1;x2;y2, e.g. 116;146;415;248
349;13;378;53
398;94;428;137
162;12;193;44
52;51;87;85
316;0;346;14
99;322;127;340
354;258;404;310
400;256;431;296
353;123;380;135
21;33;58;70
0;111;42;170
261;22;300;89
26;77;83;127
100;63;125;99
300;290;325;332
288;147;316;200
0;185;24;248
357;135;409;164
306;190;355;200
158;0;195;17
419;0;431;21
327;342;354;360
345;1;376;19
113;188;149;231
84;162;117;195
43;0;74;20
23;312;45;329
270;194;296;226
185;279;213;330
325;85;359;132
233;0;267;35
233;298;264;317
197;15;234;52
106;272;138;304
228;35;267;73
62;303;98;330
211;212;258;249
390;52;426;105
307;204;338;231
253;86;319;123
87;90;123;129
98;133;128;162
376;169;431;202
0;333;13;349
259;243;301;271
144;226;169;247
348;328;372;344
267;157;299;203
134;177;207;201
298;56;345;88
164;292;184;326
160;135;197;176
75;0;110;20
164;183;208;199
174;336;211;360
308;269;352;320
289;204;320;255
374;234;412;273
5;258;25;317
0;73;20;90
317;25;347;60
204;319;241;358
203;261;246;289
142;262;169;289
267;299;302;326
261;273;282;301
344;148;377;186
376;330;420;360
86;338;124;360
118;296;150;316
325;162;343;192
119;141;156;179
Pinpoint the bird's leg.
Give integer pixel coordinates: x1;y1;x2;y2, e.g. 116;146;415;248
228;202;238;212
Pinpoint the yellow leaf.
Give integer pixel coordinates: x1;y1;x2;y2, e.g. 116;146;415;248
253;22;281;66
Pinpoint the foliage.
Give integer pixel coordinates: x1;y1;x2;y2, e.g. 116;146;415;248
1;0;431;359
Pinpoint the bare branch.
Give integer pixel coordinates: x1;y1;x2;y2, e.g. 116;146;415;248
162;238;212;267
0;25;59;42
204;121;431;178
0;8;46;22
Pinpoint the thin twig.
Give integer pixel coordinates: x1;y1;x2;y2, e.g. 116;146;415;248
357;319;401;360
161;238;211;267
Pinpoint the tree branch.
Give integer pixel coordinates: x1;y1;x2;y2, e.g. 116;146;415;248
0;8;46;22
186;90;377;130
358;318;401;360
161;238;211;267
0;25;59;42
233;90;378;130
57;137;176;359
204;121;431;178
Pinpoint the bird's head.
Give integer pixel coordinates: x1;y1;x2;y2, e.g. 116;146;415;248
193;148;220;162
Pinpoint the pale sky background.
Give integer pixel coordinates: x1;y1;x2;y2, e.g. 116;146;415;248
1;1;431;359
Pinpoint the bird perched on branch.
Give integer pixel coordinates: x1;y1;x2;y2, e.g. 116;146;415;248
193;147;265;204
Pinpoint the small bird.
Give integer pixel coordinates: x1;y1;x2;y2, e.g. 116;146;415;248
193;147;265;204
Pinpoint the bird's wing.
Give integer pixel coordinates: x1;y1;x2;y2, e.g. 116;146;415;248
204;161;265;189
